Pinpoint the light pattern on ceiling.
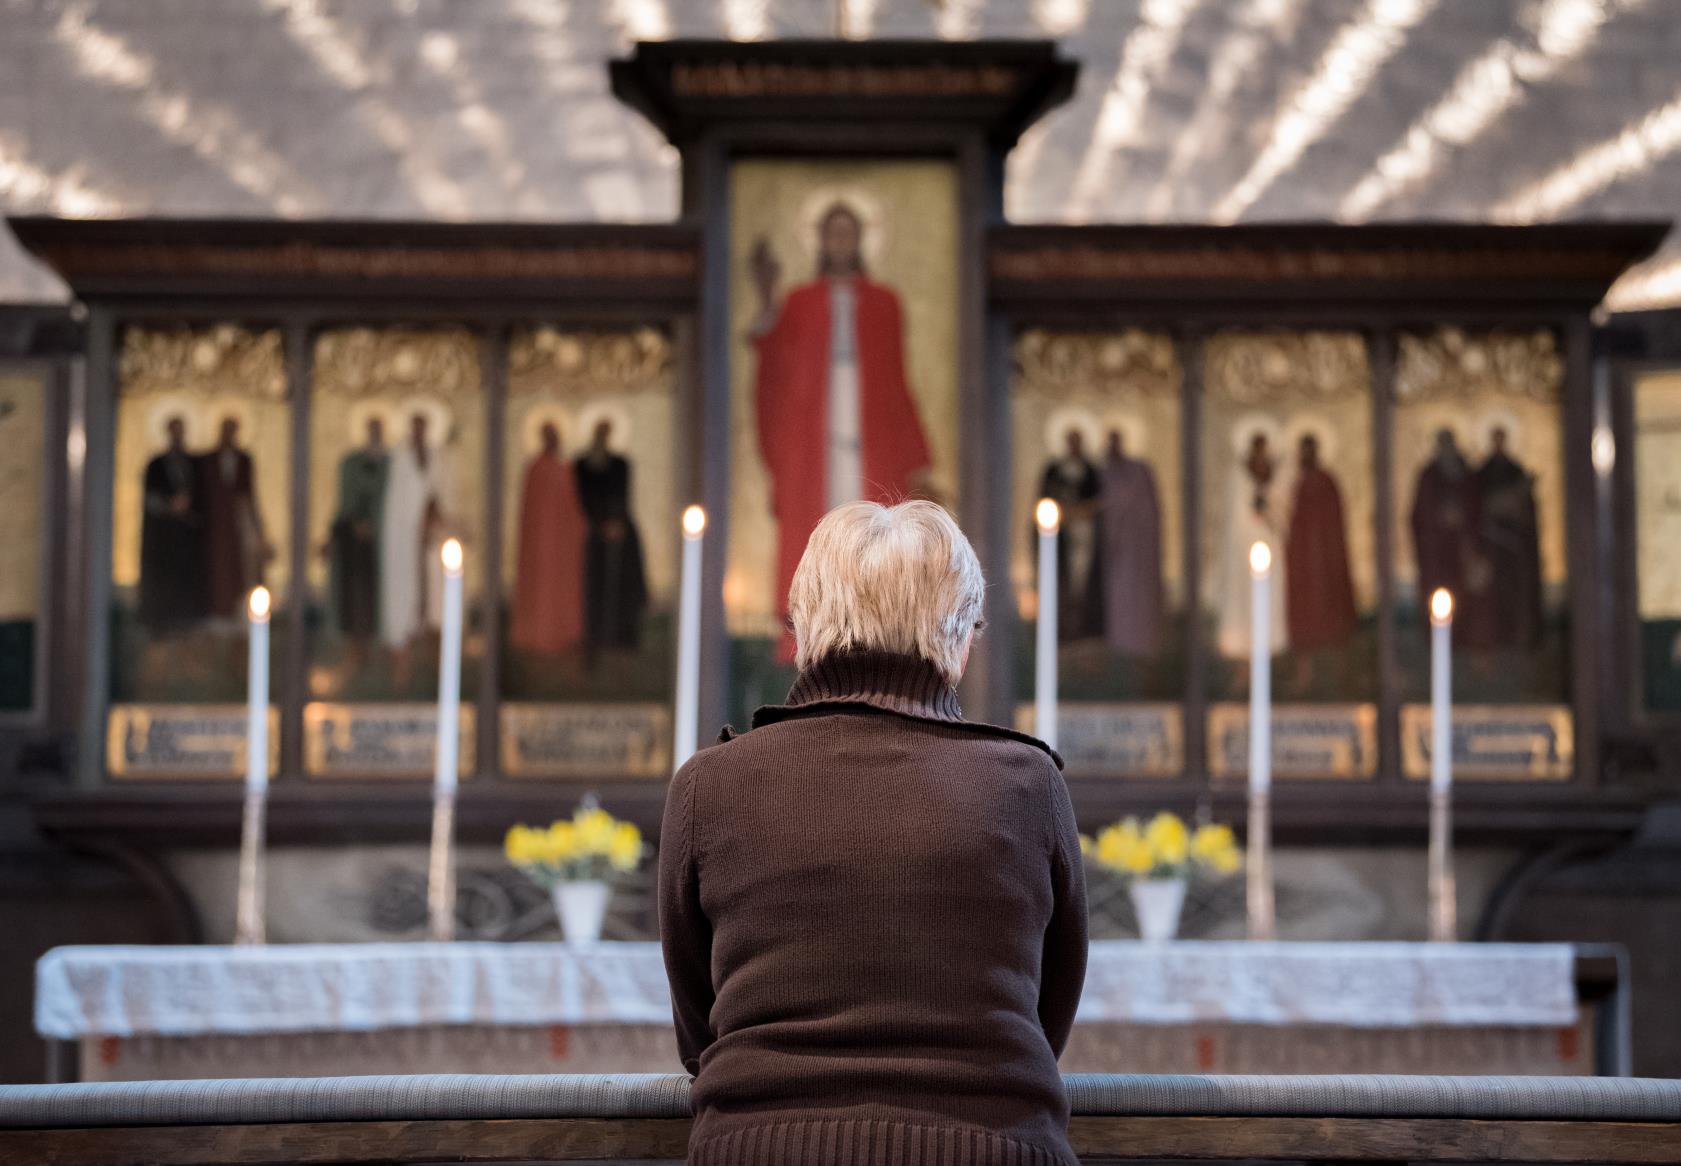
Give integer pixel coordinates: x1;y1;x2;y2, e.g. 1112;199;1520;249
0;0;1676;307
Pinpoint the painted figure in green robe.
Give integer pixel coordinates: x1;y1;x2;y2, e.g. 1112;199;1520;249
328;415;389;668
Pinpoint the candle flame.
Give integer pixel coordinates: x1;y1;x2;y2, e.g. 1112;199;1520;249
441;537;464;575
1430;587;1454;624
1249;541;1272;576
1035;498;1061;535
682;504;707;537
248;585;271;621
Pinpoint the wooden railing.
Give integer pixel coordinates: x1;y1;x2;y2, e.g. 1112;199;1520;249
4;1073;1679;1164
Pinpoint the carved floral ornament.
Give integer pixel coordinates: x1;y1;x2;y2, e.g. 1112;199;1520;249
1205;331;1369;405
1395;327;1563;402
508;327;673;397
312;327;480;399
1013;328;1179;399
118;324;286;400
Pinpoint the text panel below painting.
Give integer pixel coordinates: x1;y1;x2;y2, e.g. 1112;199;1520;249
1010;328;1184;777
499;326;676;779
1392;327;1571;782
108;324;288;779
1202;330;1377;782
304;326;485;779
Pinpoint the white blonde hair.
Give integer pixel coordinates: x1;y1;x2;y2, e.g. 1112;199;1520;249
788;500;985;685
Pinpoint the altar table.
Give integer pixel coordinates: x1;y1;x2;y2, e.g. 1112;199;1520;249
35;941;1618;1082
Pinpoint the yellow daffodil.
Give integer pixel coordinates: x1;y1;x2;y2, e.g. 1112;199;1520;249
608;822;643;872
1094;819;1155;876
575;807;616;855
1189;823;1241;874
503;825;540;867
1144;812;1189;866
540;820;577;865
1079;834;1093;857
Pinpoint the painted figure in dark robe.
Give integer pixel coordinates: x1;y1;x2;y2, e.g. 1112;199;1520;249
328;415;388;664
1409;429;1484;640
1285;433;1359;688
198;416;272;620
575;418;648;660
1473;426;1544;649
139;416;206;631
1098;429;1164;657
1038;428;1104;642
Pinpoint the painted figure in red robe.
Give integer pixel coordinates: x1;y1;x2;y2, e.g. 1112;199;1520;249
748;203;933;648
510;421;586;657
1285;433;1358;689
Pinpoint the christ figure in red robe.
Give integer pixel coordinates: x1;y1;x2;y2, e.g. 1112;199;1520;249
748;203;933;643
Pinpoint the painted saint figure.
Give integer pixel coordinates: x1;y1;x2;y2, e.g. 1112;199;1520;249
1285;433;1359;686
511;420;586;656
380;411;452;688
1473;426;1543;649
1409;429;1482;636
328;415;388;662
198;415;272;621
138;415;206;631
1038;428;1103;642
1216;431;1288;659
576;418;647;660
749;203;933;634
1098;429;1164;658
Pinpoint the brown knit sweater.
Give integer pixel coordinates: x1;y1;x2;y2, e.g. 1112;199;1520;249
658;650;1088;1166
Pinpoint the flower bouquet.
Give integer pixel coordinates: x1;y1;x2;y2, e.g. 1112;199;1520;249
1081;812;1241;942
504;798;643;945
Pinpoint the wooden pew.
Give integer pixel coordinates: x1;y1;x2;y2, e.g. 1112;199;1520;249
3;1072;1679;1164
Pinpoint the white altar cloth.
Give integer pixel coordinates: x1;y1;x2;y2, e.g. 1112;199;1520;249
36;940;1576;1041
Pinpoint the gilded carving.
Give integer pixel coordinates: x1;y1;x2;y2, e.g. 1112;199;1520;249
1395;327;1563;402
117;324;286;400
508;326;673;398
1012;328;1178;399
1205;330;1369;405
312;326;480;400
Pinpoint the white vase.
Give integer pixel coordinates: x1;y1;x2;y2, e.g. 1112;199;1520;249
1129;877;1187;943
552;880;611;945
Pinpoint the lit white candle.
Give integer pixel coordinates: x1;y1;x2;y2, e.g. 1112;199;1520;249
1430;588;1454;794
246;586;271;794
1428;586;1457;942
1248;541;1272;794
1035;498;1060;749
673;505;706;770
434;538;464;796
236;585;272;946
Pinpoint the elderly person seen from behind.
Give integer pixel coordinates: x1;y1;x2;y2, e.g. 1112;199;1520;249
659;500;1088;1166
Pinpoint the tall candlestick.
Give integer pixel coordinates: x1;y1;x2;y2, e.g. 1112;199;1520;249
1246;541;1275;941
673;506;706;770
428;538;464;942
235;585;271;946
1428;587;1457;942
1034;498;1060;750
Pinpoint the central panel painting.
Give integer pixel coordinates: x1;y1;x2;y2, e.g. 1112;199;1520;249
725;158;960;721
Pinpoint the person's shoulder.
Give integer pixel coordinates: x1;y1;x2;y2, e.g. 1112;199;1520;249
947;719;1064;775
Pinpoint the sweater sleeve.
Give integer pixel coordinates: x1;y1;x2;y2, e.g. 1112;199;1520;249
1038;764;1088;1058
657;758;716;1076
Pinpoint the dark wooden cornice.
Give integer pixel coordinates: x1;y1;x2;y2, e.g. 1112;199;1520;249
28;777;1654;851
989;222;1673;309
4;218;701;305
610;38;1077;145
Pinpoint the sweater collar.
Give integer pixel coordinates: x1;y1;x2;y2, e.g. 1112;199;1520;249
753;650;963;728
